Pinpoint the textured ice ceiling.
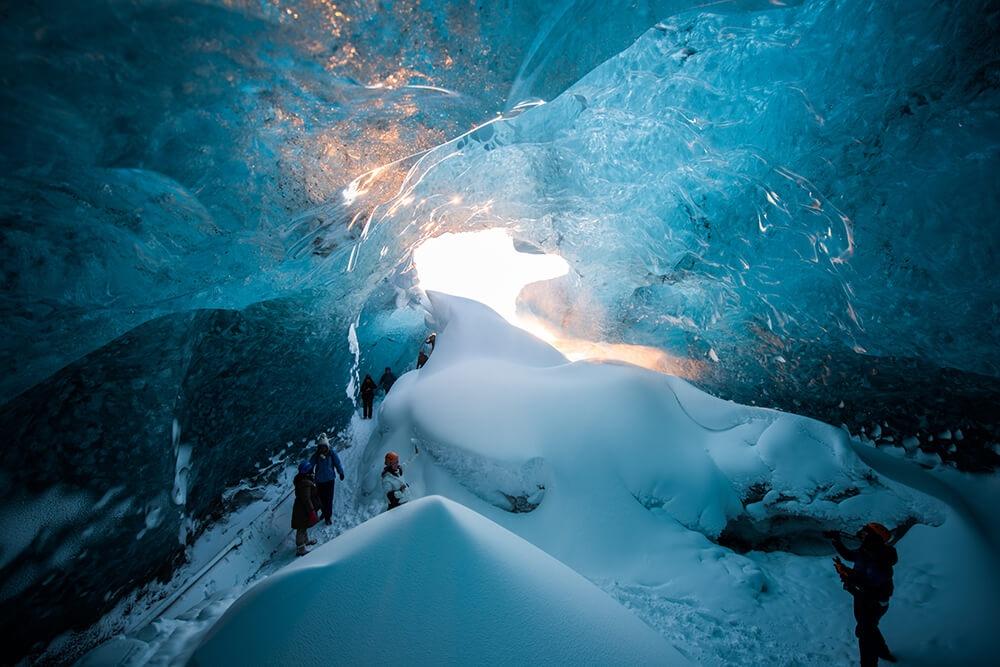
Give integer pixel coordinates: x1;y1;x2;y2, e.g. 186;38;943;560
1;0;998;661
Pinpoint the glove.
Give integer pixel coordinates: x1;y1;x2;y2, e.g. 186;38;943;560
833;557;853;588
339;474;345;481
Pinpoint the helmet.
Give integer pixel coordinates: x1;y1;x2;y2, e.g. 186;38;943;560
863;522;891;543
384;451;399;465
299;461;314;475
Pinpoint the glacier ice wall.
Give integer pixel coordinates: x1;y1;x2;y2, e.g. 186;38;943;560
347;0;1000;455
355;0;1000;376
0;0;787;404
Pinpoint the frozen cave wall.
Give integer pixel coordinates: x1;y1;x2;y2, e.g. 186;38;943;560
0;294;357;660
345;0;1000;463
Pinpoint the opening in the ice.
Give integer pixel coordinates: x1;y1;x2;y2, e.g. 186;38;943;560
412;228;570;331
412;228;702;377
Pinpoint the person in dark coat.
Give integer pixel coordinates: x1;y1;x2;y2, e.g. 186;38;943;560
360;373;377;419
291;461;321;556
828;522;899;666
310;433;345;525
379;367;397;394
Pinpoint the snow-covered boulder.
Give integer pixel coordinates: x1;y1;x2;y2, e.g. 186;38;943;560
191;496;688;666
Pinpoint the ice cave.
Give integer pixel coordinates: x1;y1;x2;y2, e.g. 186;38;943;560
1;0;999;665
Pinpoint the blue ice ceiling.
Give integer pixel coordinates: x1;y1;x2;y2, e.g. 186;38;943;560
1;0;998;661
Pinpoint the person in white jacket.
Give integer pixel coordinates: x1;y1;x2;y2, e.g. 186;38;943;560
381;451;409;510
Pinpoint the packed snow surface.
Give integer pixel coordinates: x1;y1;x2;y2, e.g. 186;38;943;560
363;294;939;585
192;495;688;666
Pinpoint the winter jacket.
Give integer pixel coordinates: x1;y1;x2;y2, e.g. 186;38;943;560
360;376;377;399
381;465;409;508
311;450;344;483
291;473;320;529
834;537;898;601
379;370;396;393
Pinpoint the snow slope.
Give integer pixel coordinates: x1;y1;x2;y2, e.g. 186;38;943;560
336;291;998;665
361;293;939;603
191;495;689;666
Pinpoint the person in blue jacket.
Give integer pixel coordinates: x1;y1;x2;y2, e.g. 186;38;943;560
310;433;345;525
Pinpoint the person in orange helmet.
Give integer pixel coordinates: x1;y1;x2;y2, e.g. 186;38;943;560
381;451;409;510
827;523;899;666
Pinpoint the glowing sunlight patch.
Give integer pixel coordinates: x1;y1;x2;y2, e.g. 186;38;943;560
413;229;569;325
413;228;702;379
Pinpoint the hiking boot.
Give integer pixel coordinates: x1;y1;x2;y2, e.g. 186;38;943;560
324;518;333;526
296;547;308;557
307;539;318;546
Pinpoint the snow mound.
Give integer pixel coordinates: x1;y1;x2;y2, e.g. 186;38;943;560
191;496;688;666
421;291;568;371
359;294;941;609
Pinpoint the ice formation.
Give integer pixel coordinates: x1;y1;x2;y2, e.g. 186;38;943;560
348;0;1000;381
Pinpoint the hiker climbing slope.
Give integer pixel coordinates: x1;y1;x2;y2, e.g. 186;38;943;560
381;451;410;510
416;332;436;369
379;367;396;394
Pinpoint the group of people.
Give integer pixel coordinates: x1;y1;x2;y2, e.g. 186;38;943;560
357;333;437;420
358;366;397;420
291;433;345;556
294;334;436;553
290;438;413;556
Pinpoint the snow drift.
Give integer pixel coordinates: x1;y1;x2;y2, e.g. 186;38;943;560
191;495;688;666
359;293;940;609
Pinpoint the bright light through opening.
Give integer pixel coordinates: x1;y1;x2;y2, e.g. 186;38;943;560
413;229;569;326
413;228;703;378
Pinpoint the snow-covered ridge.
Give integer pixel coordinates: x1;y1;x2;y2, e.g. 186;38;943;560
364;294;940;556
192;495;690;665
